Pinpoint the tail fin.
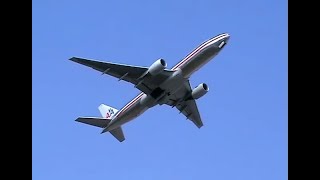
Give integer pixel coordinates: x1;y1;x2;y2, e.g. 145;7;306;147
98;104;125;142
75;104;125;142
98;104;119;120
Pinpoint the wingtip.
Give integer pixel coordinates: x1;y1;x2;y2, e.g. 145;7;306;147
69;57;78;61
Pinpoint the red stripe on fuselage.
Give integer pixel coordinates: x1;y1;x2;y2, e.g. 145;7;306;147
172;34;225;70
172;41;211;70
115;93;143;117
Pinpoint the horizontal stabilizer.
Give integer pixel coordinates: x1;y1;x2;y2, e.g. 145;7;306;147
110;127;125;142
75;117;110;128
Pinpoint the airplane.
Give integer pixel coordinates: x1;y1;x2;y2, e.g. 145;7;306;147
70;33;230;142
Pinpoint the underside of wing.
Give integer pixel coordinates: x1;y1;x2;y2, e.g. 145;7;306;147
166;81;204;128
70;57;174;95
176;100;203;128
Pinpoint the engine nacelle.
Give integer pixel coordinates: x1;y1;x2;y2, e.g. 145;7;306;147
147;59;167;76
191;83;209;99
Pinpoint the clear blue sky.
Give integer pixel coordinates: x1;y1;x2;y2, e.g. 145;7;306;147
32;0;287;179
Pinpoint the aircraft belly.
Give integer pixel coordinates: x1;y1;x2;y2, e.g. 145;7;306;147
160;69;185;93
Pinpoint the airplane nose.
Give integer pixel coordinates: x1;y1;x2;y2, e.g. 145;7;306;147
224;33;230;42
216;33;230;49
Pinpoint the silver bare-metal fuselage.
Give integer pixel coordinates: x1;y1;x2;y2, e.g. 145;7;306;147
105;33;230;131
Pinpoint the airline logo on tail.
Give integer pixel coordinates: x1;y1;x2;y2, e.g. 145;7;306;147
98;104;119;120
106;108;115;119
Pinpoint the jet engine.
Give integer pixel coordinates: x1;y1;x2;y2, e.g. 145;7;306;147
191;83;209;99
147;59;167;76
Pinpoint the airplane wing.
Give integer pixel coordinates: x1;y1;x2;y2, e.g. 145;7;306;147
69;57;174;95
166;81;204;128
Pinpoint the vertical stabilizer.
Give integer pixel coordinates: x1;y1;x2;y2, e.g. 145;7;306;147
98;104;119;120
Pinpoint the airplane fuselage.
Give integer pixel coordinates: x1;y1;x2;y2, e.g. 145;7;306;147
104;33;230;131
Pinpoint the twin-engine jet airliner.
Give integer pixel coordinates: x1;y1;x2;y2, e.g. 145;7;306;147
70;33;230;142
